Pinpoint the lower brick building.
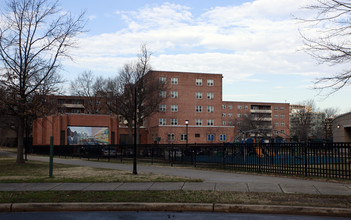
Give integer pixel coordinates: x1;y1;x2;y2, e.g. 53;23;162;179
33;70;291;145
33;114;118;145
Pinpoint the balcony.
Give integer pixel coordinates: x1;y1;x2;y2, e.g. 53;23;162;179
251;117;272;121
250;109;272;114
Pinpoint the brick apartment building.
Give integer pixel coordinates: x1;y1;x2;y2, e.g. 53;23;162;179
33;70;290;145
145;71;290;144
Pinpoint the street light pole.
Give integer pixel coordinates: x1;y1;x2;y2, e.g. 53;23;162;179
133;85;137;175
185;120;189;146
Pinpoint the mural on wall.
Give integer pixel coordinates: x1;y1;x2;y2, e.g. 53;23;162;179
67;126;109;145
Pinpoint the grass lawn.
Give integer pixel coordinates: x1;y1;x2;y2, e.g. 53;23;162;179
0;191;350;208
0;156;199;183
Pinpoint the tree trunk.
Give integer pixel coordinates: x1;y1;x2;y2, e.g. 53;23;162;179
128;124;133;144
16;116;25;164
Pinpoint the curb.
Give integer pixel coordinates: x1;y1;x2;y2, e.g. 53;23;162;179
1;203;351;217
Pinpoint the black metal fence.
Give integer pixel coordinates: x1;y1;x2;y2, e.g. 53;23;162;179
31;142;351;180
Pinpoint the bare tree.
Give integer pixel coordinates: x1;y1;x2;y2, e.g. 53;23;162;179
290;100;317;142
323;107;339;118
106;44;165;144
300;0;351;94
0;0;85;163
70;71;106;114
233;113;272;141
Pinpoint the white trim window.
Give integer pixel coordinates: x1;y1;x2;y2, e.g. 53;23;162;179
170;91;178;98
159;77;166;84
180;134;187;141
220;134;226;141
171;77;178;85
207;79;214;86
159;104;166;112
207;92;214;100
195;119;202;126
170;118;178;125
168;133;175;141
171;105;178;112
195;78;203;86
207;119;214;126
195;106;203;112
159;118;166;125
207;106;214;113
207;134;214;141
195;92;203;99
159;91;166;98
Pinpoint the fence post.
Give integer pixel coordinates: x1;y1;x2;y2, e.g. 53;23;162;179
194;143;197;167
304;143;308;177
258;143;261;173
49;136;54;178
222;143;226;169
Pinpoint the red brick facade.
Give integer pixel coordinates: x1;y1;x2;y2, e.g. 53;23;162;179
33;114;118;145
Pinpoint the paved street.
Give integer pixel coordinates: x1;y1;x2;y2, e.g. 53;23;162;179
1;151;351;195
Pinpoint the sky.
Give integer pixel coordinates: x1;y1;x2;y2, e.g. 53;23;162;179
2;0;351;113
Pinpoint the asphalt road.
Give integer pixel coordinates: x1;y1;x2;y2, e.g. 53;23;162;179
0;211;349;220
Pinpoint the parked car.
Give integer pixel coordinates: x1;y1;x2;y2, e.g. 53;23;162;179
102;146;117;157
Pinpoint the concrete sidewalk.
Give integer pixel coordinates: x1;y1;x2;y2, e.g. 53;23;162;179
0;181;351;195
1;151;351;195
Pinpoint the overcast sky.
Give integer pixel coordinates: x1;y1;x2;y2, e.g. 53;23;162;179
3;0;351;113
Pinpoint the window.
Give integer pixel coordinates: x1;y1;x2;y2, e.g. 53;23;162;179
171;105;178;112
180;134;187;141
274;106;278;110
274;122;278;126
170;91;178;98
207;92;214;99
220;134;226;141
170;118;178;125
237;113;241;117
228;113;232;117
72;99;83;104
207;106;214;113
207;120;214;126
207;134;215;141
237;105;242;109
280;107;285;110
274;114;278;118
159;118;166;125
159;104;166;112
159;91;166;98
207;79;214;86
281;122;285;126
195;133;201;137
228;121;232;125
195;79;203;86
195;92;202;99
222;113;226;117
280;130;285;134
222;121;226;125
222;104;226;109
280;114;285;119
228;105;232;109
171;77;178;85
168;133;175;141
58;99;65;104
159;77;166;84
244;105;248;109
71;109;81;113
196;106;203;112
195;119;202;126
